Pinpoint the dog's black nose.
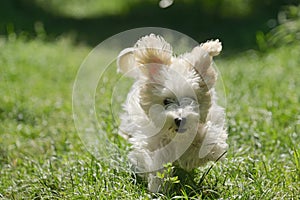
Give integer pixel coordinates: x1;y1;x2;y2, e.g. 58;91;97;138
174;117;186;127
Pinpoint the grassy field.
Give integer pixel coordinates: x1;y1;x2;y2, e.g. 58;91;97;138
0;31;299;199
1;1;300;199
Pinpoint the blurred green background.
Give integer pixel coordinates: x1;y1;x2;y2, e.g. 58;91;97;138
1;0;299;53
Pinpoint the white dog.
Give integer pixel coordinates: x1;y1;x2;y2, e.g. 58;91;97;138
117;34;228;192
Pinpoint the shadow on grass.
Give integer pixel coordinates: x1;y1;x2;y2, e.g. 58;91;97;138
1;0;294;55
134;153;228;198
167;168;221;199
133;167;223;199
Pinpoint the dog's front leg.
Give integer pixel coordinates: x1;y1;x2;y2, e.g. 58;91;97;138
147;166;175;193
147;171;163;193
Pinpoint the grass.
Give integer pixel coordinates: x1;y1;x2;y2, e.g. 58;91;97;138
0;32;299;199
1;1;300;196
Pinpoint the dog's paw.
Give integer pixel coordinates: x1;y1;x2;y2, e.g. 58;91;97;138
147;173;163;193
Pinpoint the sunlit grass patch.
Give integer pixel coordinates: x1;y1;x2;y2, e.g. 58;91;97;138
0;33;299;199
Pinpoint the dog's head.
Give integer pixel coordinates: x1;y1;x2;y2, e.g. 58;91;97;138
117;34;222;134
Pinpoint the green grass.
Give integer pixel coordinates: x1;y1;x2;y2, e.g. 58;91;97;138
0;33;299;199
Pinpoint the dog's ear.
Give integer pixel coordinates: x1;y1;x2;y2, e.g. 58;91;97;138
200;39;222;57
117;34;173;80
134;34;173;80
134;34;173;66
184;40;222;88
117;47;140;79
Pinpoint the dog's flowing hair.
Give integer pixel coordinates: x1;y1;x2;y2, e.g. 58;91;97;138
117;34;228;192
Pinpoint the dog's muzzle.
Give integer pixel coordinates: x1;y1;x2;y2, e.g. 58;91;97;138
174;117;187;133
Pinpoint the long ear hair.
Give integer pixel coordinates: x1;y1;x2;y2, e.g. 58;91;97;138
183;40;222;89
117;47;139;78
117;34;173;79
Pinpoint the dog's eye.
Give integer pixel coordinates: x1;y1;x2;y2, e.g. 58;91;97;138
163;98;176;106
180;97;198;107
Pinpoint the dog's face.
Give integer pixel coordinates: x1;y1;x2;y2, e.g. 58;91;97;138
117;34;222;135
138;60;202;134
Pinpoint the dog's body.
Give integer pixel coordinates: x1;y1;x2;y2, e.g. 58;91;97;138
117;34;228;192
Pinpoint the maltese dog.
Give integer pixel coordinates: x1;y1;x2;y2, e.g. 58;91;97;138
117;34;228;192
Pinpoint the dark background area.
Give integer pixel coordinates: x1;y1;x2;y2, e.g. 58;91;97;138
0;0;299;55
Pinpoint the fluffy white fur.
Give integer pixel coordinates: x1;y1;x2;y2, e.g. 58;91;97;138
117;34;228;192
